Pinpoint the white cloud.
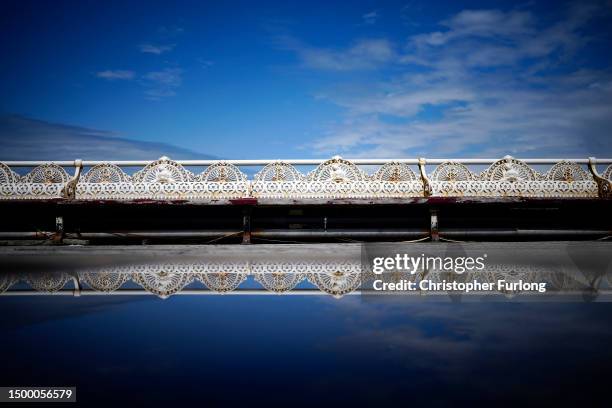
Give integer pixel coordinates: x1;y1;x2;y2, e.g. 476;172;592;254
362;11;379;25
324;86;475;117
95;68;183;100
0;115;211;160
307;3;612;157
142;68;183;100
95;70;135;80
409;9;535;48
157;25;184;38
140;43;175;54
196;58;214;68
287;38;395;71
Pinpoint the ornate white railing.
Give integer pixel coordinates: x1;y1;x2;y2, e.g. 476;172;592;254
1;155;611;201
1;264;607;298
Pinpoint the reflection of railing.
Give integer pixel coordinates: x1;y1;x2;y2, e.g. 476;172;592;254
2;263;610;299
1;155;611;201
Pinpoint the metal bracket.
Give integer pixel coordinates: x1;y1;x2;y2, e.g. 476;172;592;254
61;159;83;199
418;157;432;197
588;157;611;198
71;274;81;297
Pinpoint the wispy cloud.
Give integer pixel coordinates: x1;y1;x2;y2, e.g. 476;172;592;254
139;43;175;54
142;68;183;100
304;3;612;157
95;70;135;80
197;58;214;68
281;37;395;71
319;300;612;387
410;9;535;48
95;68;183;100
362;11;379;25
0;115;212;160
157;25;184;38
96;25;184;98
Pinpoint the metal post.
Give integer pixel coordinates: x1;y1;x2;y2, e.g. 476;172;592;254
430;209;439;242
242;208;252;244
53;216;64;243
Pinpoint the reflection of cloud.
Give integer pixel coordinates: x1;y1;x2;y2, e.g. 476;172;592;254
317;299;612;385
0;296;149;330
0;115;213;160
2;294;612;404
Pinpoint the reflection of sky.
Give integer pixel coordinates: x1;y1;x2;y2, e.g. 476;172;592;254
2;296;612;405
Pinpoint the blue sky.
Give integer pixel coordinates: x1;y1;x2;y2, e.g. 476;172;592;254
1;0;612;159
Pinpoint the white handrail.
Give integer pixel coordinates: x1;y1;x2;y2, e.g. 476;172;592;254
2;157;612;167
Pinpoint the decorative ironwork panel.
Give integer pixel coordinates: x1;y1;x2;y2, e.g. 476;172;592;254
24;164;70;184
133;269;194;298
252;180;424;199
25;272;70;292
253;272;305;293
432;180;597;197
0;163;19;184
132;157;195;183
0;182;65;200
604;164;612;181
4;257;606;298
481;157;540;181
307;156;367;182
373;162;418;181
0;163;68;199
198;162;247;182
546;161;590;182
80;272;129;292
76;158;249;200
194;272;247;292
431;159;597;197
82;164;130;183
308;271;361;298
77;180;249;200
431;162;474;181
0;156;606;200
254;162;303;182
